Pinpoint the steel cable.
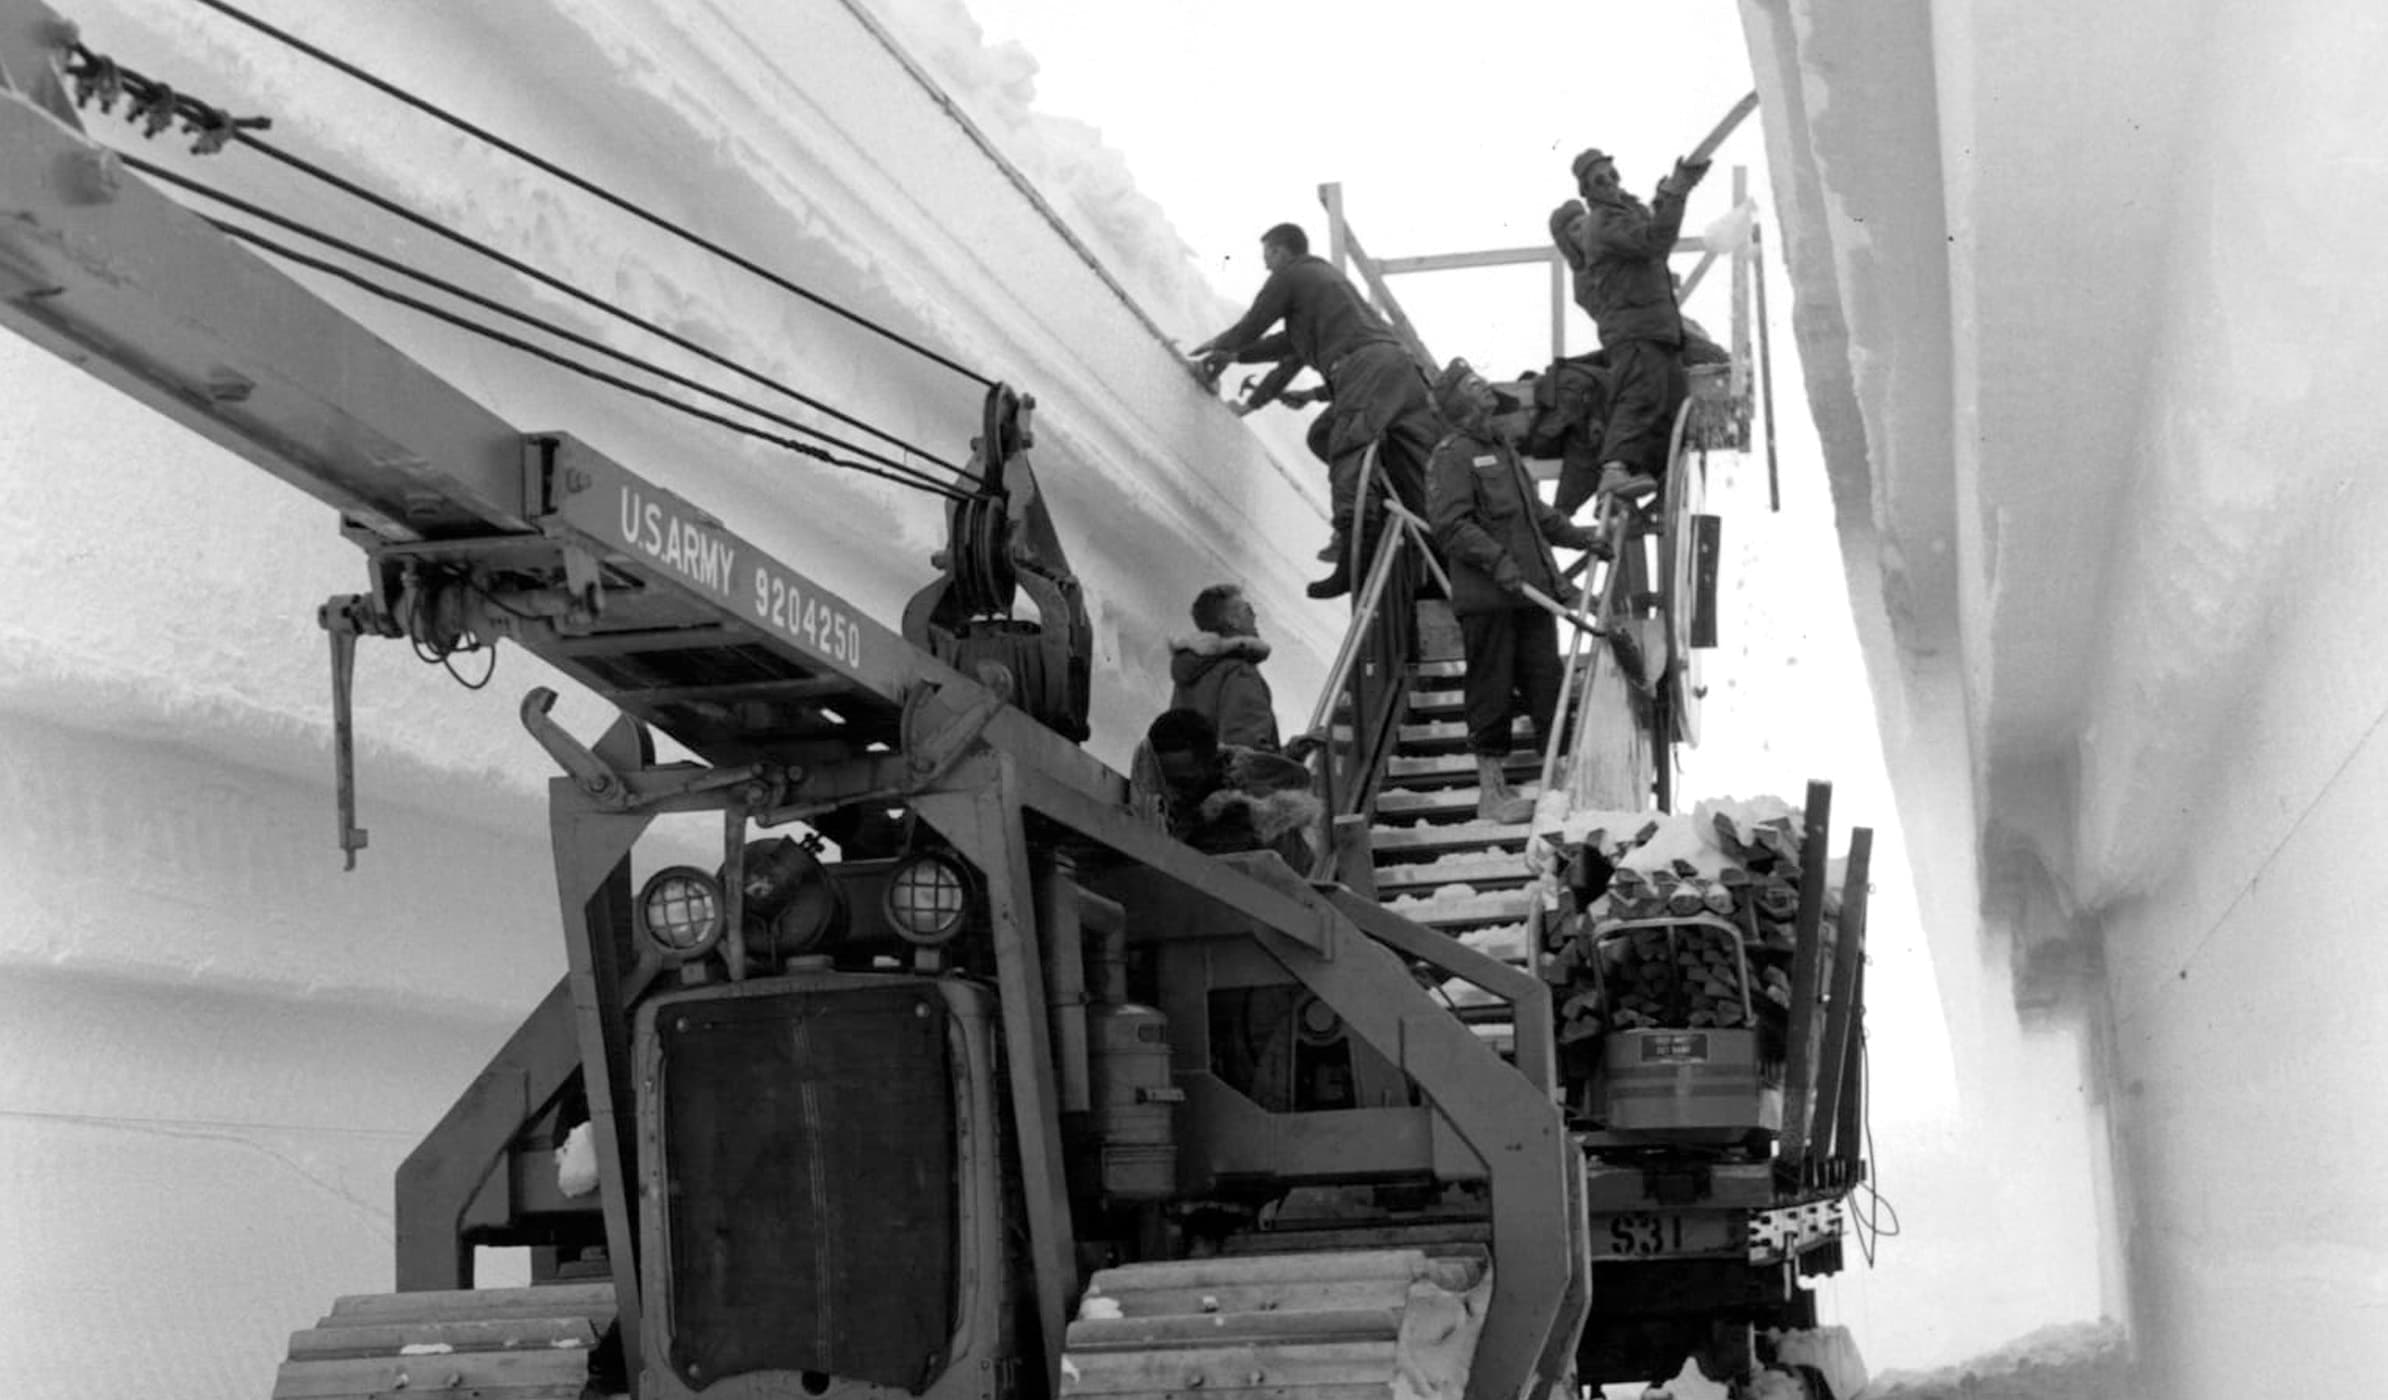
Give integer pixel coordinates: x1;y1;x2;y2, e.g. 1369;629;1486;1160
231;131;973;483
62;38;980;491
127;155;967;499
190;0;997;389
215;221;970;500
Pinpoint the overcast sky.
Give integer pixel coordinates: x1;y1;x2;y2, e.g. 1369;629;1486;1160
959;0;1763;377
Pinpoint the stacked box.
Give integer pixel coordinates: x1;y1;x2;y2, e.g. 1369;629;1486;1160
1538;801;1836;1067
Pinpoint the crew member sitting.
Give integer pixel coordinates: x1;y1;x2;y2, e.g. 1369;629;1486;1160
1169;582;1281;752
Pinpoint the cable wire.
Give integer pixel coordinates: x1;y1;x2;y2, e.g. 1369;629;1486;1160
1848;1028;1902;1265
217;221;970;500
62;36;979;486
126;155;967;499
229;131;974;483
190;0;997;389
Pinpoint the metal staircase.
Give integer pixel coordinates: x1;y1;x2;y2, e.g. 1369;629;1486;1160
1367;626;1543;1011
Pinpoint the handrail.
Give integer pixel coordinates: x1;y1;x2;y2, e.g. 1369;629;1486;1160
1538;397;1700;816
1301;457;1443;881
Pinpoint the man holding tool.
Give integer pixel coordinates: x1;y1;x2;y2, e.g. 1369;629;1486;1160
1425;358;1610;823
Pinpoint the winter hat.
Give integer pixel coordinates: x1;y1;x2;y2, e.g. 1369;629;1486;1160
1432;358;1522;420
1431;358;1481;418
1570;147;1614;182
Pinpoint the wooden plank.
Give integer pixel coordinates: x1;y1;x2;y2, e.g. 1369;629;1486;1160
1066;1309;1402;1351
1064;1385;1391;1400
1776;781;1833;1166
1062;1340;1400;1395
1377;238;1707;276
1087;1278;1417;1319
1811;827;1873;1162
318;1285;614;1326
273;1348;588;1398
1089;1250;1438;1290
1691;513;1722;649
287;1317;595;1359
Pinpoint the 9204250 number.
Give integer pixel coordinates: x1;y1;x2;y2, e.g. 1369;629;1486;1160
753;567;861;670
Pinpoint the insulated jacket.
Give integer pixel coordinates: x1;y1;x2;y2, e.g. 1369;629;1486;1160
1427;427;1600;617
1560;178;1695;349
1168;632;1281;751
1201;255;1403;385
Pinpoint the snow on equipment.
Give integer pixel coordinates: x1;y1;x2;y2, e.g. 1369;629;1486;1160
0;9;1861;1399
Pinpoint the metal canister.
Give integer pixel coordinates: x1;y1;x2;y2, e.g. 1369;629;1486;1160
1087;1001;1178;1199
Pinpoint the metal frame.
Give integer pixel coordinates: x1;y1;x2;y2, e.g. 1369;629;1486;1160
1314;175;1760;377
0;25;1601;1400
393;976;584;1291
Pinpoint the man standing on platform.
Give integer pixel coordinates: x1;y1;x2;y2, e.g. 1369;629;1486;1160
1191;223;1443;598
1550;146;1711;509
1424;359;1609;824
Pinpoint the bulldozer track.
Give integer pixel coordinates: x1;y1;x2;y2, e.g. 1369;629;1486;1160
1060;1248;1490;1400
271;1281;616;1399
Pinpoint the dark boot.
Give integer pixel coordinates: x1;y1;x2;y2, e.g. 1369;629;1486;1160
1475;755;1535;825
1306;556;1353;599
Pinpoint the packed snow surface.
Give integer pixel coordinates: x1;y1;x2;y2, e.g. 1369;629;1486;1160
1742;0;2388;1391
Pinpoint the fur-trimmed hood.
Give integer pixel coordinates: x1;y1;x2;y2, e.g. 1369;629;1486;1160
1198;786;1324;844
1168;630;1271;687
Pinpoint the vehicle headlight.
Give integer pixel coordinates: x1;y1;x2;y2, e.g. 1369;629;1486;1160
883;854;972;946
637;866;726;956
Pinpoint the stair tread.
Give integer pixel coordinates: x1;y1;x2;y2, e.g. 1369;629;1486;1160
1370;818;1543;850
1373;784;1543;818
1383;751;1542;783
1373;854;1535;890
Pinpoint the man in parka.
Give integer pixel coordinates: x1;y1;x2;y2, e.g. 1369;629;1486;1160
1191;223;1443;598
1425;359;1609;823
1168;583;1281;752
1550;146;1711;507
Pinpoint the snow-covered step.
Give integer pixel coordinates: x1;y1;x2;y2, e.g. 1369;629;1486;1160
1383;750;1542;785
1398;717;1536;752
1411;659;1467;682
1370;816;1541;854
1406;686;1466;718
1374;848;1534;893
1373;784;1543;822
1384;889;1533;931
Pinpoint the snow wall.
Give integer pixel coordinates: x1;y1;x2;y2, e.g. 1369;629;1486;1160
1741;0;2388;1392
0;2;1337;1395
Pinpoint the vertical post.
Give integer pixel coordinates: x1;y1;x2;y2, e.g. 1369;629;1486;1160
914;756;1078;1396
1730;166;1753;411
1550;251;1568;362
1834;952;1867;1171
1755;222;1781;512
1777;779;1833;1171
1320;181;1350;280
548;791;657;1386
1040;852;1092;1117
1809;827;1871;1169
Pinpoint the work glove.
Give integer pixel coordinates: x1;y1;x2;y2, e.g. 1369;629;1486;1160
1493;556;1526;598
1561;524;1613;559
1547;199;1586;243
1553;580;1585;609
1663;156;1712;195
